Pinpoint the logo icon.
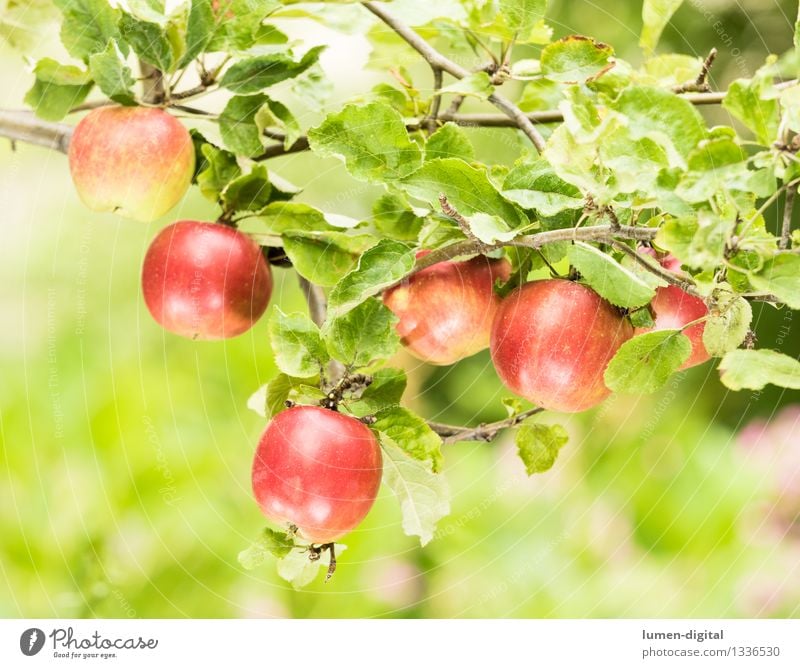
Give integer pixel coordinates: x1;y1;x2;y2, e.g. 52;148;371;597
20;628;45;656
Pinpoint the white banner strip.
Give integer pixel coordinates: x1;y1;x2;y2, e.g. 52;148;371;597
0;619;798;667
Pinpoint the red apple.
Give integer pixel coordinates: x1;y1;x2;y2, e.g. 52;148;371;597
68;106;195;222
490;279;633;413
383;255;511;365
141;220;272;340
636;249;710;369
252;406;383;544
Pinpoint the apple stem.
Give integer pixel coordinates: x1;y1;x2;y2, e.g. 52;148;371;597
324;543;337;582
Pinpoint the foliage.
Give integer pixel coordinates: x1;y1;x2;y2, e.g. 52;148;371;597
6;0;800;588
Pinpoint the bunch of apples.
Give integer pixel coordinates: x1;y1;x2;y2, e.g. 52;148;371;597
69;105;710;547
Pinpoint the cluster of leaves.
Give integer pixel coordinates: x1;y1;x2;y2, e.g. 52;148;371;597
13;0;800;584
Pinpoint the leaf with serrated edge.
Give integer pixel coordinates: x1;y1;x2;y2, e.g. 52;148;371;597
328;239;415;317
748;253;800;308
379;438;449;546
323;298;400;368
276;544;346;588
719;349;800;391
268;310;328;378
515;422;568;475
371;406;443;472
308;101;422;183
605;330;692;394
568;242;655;308
238;527;294;569
703;289;752;357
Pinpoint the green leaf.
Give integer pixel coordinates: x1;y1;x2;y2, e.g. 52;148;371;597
655;212;729;271
629;307;656;329
372;193;425;241
640;0;684;52
119;12;174;72
500;0;547;37
718;349;800;391
308;101;423;183
248;373;322;419
221;165;272;212
619;252;669;290
346;368;407;416
53;0;122;61
567;242;655;308
24;58;93;121
283;231;375;287
470;0;548;43
400;158;527;227
515;422;568;475
88;40;135;104
723;76;780;145
276;544;345;588
425;123;474;162
467;213;518;244
323;298;400;368
195;143;241;203
540;35;614;83
256;97;301;150
438;71;494;99
238;527;294;569
371;406;443;472
268;310;329;378
220;45;324;94
328;239;415;317
206;0;284;52
605;330;692;394
502;160;583;216
379;438;450;546
748;253;800;308
219;94;269;157
611;86;707;159
249;202;332;235
177;0;214;68
702;289;752;357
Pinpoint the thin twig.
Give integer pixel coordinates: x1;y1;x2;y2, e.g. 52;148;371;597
611;241;702;298
380;224;659;294
297;275;328;327
0;110;72;153
673;48;717;94
781;183;796;249
438;194;492;251
0;87;758;160
254;136;311;160
361;0;547;152
297;275;346;382
139;60;165;104
429;406;544;444
425;67;444;133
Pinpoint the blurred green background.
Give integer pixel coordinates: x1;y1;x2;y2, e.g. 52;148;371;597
2;0;800;618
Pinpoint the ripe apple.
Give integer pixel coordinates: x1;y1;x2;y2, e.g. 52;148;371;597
68;106;195;222
490;279;633;412
252;405;383;544
636;249;710;369
383;255;511;365
141;220;272;340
